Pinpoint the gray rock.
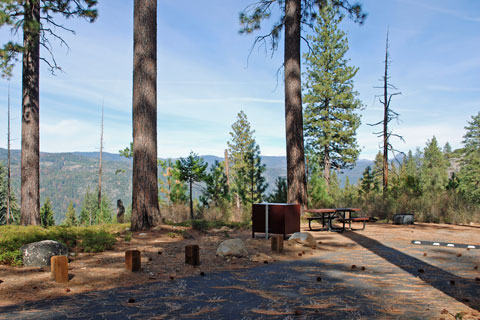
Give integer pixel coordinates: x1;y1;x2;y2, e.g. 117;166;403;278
288;232;317;248
21;240;68;267
216;239;248;257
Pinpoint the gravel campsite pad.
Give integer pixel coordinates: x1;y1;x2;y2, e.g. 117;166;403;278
0;223;479;319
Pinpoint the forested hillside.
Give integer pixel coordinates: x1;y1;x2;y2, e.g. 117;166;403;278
0;148;373;222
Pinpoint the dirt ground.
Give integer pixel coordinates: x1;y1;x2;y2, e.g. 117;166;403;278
0;221;479;317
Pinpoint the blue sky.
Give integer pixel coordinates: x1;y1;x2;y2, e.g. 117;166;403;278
0;0;479;160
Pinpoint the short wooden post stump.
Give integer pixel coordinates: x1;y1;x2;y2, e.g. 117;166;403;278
271;235;284;253
185;245;200;266
125;250;141;272
51;255;69;283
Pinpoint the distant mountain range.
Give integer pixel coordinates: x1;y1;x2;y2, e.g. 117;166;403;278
0;148;373;223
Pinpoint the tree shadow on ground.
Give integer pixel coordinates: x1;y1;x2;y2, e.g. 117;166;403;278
342;231;480;311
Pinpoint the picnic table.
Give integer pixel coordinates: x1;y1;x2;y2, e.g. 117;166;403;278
304;208;367;232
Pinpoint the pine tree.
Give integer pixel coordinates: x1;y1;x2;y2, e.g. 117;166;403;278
0;162;19;225
227;111;268;207
420;136;449;194
98;194;114;224
131;0;161;230
175;152;208;220
267;177;288;203
201;161;231;208
1;1;98;225
303;3;362;187
79;188;98;226
64;201;78;227
40;198;55;227
159;159;187;206
360;166;376;195
458;112;480;203
239;0;365;206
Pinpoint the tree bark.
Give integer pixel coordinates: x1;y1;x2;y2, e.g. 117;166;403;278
131;0;161;231
189;179;194;220
20;0;41;226
284;0;306;206
323;146;331;188
7;82;11;224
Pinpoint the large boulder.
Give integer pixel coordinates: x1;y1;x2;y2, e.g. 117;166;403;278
21;240;68;267
288;232;317;248
216;239;248;258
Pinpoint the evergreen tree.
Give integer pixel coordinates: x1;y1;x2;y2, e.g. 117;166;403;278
79;188;98;226
239;0;365;206
267;177;288;203
0;1;98;225
243;143;268;204
458;112;480;203
420;136;449;194
64;201;78;227
227;111;267;207
40;198;55;227
360;166;376;195
97;194;114;224
175;152;208;220
201;161;231;208
159;159;187;206
131;0;161;230
0;162;19;225
303;3;362;187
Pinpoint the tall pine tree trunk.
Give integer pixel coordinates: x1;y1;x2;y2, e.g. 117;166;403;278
323;146;331;188
131;0;161;231
20;0;41;226
189;180;194;220
7;82;11;224
98;104;103;210
284;0;306;206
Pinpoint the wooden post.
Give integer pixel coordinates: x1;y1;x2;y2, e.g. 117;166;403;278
185;245;200;266
51;255;68;283
125;250;141;272
271;235;284;253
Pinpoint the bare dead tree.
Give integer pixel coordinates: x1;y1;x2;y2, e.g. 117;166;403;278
7;81;11;225
98;101;103;210
369;30;403;194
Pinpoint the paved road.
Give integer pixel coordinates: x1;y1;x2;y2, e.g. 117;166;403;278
1;231;479;319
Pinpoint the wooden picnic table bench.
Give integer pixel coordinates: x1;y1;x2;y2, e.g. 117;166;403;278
305;208;366;232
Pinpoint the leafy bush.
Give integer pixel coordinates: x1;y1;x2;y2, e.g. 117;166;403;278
0;224;125;266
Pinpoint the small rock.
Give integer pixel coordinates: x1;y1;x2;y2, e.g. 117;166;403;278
127;298;135;303
139;233;147;236
288;232;317;248
251;253;273;263
216;239;248;258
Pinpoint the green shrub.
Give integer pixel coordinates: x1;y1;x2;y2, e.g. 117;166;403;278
0;224;123;265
